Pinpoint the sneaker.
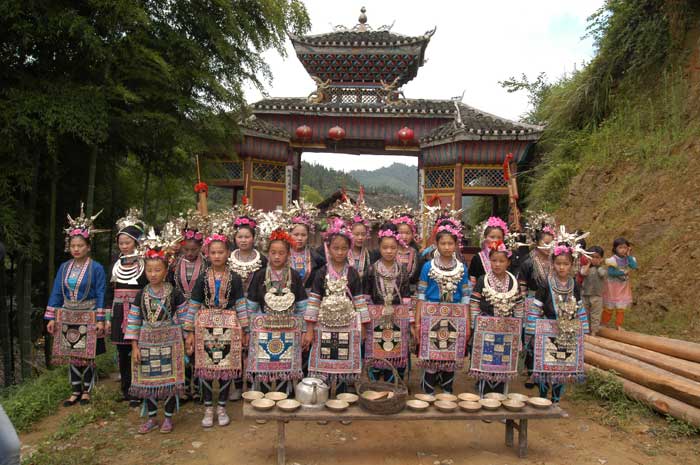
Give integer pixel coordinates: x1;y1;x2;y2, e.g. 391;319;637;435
256;419;268;425
138;418;159;434
217;406;230;427
129;399;141;408
316;420;328;425
340;420;352;425
228;387;242;401
202;407;215;428
160;417;174;433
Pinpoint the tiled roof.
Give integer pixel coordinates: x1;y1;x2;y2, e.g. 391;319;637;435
239;115;289;140
290;29;434;47
250;98;543;140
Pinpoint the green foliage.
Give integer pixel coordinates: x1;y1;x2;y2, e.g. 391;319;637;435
508;0;698;211
0;346;116;432
571;369;650;428
349;163;418;200
301;185;324;205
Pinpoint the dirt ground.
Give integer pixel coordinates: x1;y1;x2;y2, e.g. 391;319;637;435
20;374;700;465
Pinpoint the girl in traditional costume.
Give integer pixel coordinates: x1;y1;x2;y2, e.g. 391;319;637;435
326;198;374;288
469;216;509;286
190;224;247;428
287;201;325;291
126;230;192;434
391;211;422;294
518;214;556;388
416;217;471;394
469;240;524;396
601;237;637;330
525;229;590;404
247;228;308;394
364;223;413;382
167;213;206;403
45;205;107;406
105;209;147;407
228;213;266;400
303;218;369;394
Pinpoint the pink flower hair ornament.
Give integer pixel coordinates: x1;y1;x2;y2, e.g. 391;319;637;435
487;239;512;257
182;229;204;241
69;228;90;239
323;218;354;247
349;214;371;230
485;216;509;235
391;215;418;239
542;225;556;236
553;244;573;256
291;215;315;233
377;229;408;248
234;217;257;230
435;224;464;241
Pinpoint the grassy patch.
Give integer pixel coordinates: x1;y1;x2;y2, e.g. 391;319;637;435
1;345;116;432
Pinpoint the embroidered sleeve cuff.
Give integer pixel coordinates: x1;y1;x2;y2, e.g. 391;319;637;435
44;307;56;320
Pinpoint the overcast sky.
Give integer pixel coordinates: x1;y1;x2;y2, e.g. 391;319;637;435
243;0;604;171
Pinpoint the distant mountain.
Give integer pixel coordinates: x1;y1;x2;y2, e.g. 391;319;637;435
349;163;417;199
300;161;417;209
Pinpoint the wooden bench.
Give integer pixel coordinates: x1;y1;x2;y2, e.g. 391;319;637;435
243;402;568;464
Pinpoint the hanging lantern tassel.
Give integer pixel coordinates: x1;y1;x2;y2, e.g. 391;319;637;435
397;126;415;145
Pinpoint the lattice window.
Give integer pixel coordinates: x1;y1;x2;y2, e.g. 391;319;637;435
463;168;507;188
425;168;455;190
253;161;285;183
221;161;243;180
329;86;380;104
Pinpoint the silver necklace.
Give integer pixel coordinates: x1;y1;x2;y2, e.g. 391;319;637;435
428;256;463;302
482;271;519;317
228;249;262;281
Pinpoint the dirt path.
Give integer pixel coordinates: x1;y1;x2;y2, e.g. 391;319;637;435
21;375;700;465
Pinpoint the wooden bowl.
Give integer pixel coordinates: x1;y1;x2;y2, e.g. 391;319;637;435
325;399;350;412
502;399;526;412
484;392;507;402
435;393;458;402
337;393;359;404
276;399;301;412
361;390;391;401
406;399;430;411
265;391;288;401
528;397;553;409
251;398;275;411
458;401;482;413
242;391;265;402
457;393;480;402
414;393;436;403
434;400;458;413
507;393;529;403
479;398;502;411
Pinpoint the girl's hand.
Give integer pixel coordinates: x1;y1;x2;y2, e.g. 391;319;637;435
105;322;111;335
185;333;194;355
410;325;417;341
302;330;314;351
96;322;105;337
47;320;55;335
132;344;141;363
242;333;249;348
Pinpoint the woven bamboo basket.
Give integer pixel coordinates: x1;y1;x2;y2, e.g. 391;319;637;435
356;358;408;415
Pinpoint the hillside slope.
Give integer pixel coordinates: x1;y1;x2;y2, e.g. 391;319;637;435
349;162;417;199
522;1;700;341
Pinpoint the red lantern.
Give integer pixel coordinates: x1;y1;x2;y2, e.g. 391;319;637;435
397;126;415;144
328;125;346;141
295;125;312;141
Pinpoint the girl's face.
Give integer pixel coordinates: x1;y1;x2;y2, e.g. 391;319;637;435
489;252;510;275
328;236;350;265
290;225;308;251
379;237;398;262
235;228;254;252
208;241;228;268
351;224;367;249
484;228;504;248
553;255;573;278
615;244;629;257
117;234;137;255
436;234;457;259
181;240;202;261
590;253;603;266
69;236;90;259
268;241;289;269
145;259;168;285
540;233;554;247
397;224;414;246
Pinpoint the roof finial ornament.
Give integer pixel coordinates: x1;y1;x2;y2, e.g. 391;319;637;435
358;7;368;31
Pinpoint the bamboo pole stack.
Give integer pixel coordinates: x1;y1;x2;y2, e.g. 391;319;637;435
584;329;700;427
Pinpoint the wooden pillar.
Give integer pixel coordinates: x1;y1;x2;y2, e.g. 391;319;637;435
453;162;462;210
417;155;425;205
285;148;295;208
243;156;252;201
